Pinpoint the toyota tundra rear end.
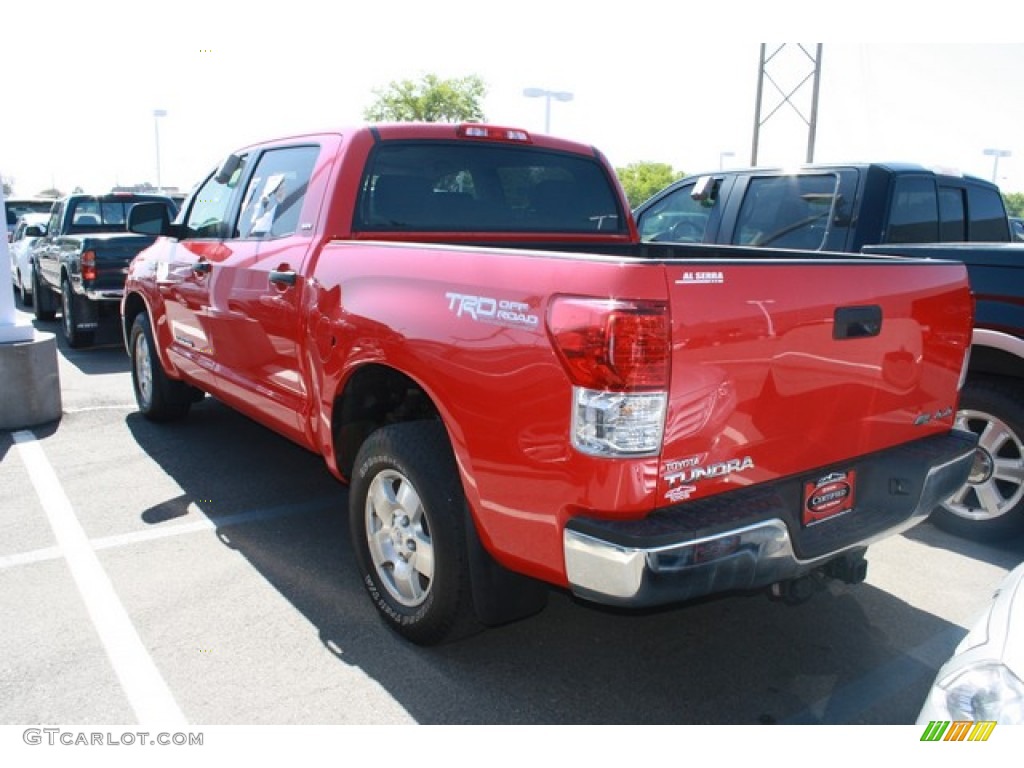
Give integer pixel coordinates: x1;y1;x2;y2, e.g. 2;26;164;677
558;250;976;606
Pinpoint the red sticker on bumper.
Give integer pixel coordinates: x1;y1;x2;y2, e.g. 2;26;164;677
803;470;856;526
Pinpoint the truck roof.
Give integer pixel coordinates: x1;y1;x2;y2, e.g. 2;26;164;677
231;122;607;160
689;161;995;187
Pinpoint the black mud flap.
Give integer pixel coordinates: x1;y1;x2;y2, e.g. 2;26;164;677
465;512;549;627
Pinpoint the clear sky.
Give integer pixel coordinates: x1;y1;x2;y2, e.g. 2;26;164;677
2;1;1023;199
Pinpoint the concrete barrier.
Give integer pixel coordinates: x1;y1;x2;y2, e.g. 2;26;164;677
0;331;62;430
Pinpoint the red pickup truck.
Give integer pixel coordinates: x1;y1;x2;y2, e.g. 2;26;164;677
122;123;977;645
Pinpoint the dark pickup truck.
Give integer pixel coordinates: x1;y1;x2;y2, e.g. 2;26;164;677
634;162;1023;540
31;192;178;347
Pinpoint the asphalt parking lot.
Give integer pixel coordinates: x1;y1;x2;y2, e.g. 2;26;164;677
2;308;1023;728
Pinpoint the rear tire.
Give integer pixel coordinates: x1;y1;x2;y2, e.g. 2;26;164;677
61;279;94;348
349;421;480;645
932;376;1024;541
129;312;194;422
32;269;56;321
16;271;32;307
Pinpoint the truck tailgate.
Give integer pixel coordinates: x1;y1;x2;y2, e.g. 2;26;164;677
77;234;157;289
659;257;972;505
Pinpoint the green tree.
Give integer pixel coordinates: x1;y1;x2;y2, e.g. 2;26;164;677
616;162;685;208
364;74;487;123
1003;192;1024;218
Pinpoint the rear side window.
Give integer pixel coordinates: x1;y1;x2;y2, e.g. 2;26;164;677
886;176;939;243
355;142;625;234
937;186;966;241
966;184;1010;241
732;174;838;249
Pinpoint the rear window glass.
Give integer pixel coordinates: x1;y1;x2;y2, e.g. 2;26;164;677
6;199;54;227
69;197;176;232
354;142;625;234
732;174;838;249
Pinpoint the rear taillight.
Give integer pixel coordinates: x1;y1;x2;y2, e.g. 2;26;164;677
547;297;669;391
547;297;669;457
81;250;96;281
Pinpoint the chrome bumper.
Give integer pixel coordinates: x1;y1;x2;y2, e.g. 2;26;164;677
564;430;977;606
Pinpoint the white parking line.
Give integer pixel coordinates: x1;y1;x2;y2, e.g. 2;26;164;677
0;499;330;571
12;430;187;727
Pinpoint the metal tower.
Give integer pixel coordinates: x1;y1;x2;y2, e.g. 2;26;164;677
751;44;823;165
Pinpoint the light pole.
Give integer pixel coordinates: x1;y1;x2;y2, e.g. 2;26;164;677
522;87;573;134
153;109;167;193
719;151;735;170
983;148;1011;184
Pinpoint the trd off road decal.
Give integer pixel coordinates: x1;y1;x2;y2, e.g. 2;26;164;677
445;292;539;329
803;470;856;525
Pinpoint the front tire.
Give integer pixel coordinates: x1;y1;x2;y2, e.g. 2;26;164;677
932;376;1024;541
349;421;478;645
129;312;194;422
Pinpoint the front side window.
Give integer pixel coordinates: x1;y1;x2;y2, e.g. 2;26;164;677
238;145;319;239
185;158;247;239
733;174;838;249
637;181;717;243
355;142;625;234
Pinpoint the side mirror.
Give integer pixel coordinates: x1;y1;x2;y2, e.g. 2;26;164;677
690;176;718;203
214;154;243;184
128;202;172;236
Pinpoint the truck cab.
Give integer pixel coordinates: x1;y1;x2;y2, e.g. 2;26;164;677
634;163;1010;251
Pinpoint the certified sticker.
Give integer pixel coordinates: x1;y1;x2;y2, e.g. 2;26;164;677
803;471;856;526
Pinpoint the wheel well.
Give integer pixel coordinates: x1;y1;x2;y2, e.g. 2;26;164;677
122;292;147;342
970;344;1024;381
333;364;442;479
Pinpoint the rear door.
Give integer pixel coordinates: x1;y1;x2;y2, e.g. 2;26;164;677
717;169;861;252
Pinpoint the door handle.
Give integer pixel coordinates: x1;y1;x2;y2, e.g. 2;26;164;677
269;269;297;287
834;305;882;339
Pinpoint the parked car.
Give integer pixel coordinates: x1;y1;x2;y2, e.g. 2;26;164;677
8;212;49;306
5;196;55;242
918;560;1024;725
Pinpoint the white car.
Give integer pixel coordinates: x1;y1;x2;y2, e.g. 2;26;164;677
8;212;49;306
918;561;1024;725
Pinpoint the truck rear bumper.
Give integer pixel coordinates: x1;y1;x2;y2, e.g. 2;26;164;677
563;430;977;607
83;289;124;302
